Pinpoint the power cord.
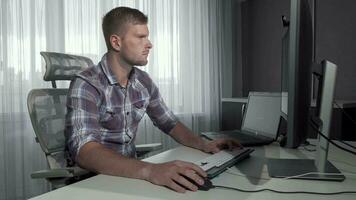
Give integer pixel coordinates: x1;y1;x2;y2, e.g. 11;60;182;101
332;101;356;150
281;172;356;180
226;165;356;180
301;146;316;152
297;140;317;151
309;121;356;156
336;140;356;150
211;185;356;195
333;101;356;126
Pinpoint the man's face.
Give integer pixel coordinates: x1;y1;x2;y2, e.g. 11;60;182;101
119;24;152;66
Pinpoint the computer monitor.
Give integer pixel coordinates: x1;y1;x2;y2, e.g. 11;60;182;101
281;0;313;148
268;0;345;181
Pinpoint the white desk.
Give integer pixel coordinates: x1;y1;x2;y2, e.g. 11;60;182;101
30;141;356;200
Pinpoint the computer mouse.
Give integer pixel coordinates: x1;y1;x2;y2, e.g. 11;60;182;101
197;178;214;191
183;175;214;191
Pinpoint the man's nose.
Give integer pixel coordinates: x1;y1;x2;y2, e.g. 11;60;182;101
147;40;153;49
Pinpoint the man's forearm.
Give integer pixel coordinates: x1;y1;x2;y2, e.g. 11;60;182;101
169;122;207;151
76;141;208;193
76;142;152;180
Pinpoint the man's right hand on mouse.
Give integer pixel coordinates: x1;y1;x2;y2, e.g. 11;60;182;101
141;160;207;193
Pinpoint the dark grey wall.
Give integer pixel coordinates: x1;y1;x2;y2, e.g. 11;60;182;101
241;0;356;101
316;0;356;100
241;0;289;96
221;0;243;98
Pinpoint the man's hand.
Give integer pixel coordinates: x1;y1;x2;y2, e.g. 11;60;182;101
169;122;242;155
201;139;242;153
143;160;207;193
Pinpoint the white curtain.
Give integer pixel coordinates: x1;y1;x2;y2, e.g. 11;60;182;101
0;0;236;199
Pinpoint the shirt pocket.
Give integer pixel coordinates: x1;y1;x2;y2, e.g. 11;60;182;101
131;99;149;123
99;106;124;131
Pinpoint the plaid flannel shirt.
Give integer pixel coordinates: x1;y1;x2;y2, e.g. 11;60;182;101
65;54;177;161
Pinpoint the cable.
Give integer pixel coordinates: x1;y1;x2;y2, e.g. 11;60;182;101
297;140;316;151
333;101;356;126
310;122;356;155
226;168;356;181
300;140;316;147
281;172;356;180
301;146;316;152
338;141;356;151
332;101;356;150
309;122;356;156
213;185;356;195
307;143;316;147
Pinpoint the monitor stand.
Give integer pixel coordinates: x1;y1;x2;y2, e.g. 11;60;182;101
268;158;345;181
268;61;345;181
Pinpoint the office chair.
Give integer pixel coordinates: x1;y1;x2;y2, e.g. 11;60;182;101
28;52;162;189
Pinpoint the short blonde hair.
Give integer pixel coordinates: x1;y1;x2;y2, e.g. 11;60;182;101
102;7;148;50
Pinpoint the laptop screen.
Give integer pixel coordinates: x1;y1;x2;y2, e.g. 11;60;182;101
241;92;281;139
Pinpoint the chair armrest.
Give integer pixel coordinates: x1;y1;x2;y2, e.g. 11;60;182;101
136;143;162;152
31;167;89;179
136;143;162;158
31;168;74;179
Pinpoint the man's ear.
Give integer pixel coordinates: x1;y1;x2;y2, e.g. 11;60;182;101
110;35;121;51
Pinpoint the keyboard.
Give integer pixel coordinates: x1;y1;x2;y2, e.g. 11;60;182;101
194;148;254;178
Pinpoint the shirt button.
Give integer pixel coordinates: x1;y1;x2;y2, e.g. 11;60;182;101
126;112;130;115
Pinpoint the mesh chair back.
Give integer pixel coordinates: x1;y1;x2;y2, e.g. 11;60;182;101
40;52;93;81
27;89;68;155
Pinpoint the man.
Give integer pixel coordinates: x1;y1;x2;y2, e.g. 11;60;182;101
65;7;240;193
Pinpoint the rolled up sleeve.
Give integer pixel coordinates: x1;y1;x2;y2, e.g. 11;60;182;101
65;78;101;161
146;83;178;134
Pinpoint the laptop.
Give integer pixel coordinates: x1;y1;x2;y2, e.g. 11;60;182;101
202;92;281;146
